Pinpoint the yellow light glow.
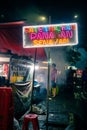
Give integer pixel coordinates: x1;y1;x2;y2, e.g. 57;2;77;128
0;57;10;62
39;66;48;69
74;15;78;19
42;61;48;64
40;16;46;21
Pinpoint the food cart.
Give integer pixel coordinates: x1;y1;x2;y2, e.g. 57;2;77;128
0;21;47;130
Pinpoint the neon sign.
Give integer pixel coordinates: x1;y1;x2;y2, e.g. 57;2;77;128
23;23;78;48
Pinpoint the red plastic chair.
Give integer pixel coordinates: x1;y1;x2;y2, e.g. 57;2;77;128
22;114;39;130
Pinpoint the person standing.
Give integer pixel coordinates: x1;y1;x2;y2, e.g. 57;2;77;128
50;63;58;97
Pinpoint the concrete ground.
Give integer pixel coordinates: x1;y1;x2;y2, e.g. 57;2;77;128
38;87;87;130
15;87;87;130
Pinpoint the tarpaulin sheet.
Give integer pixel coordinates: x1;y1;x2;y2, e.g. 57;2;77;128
0;21;47;61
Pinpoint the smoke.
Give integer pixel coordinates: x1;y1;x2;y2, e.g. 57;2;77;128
13;6;47;24
45;47;69;85
76;48;87;69
45;46;87;86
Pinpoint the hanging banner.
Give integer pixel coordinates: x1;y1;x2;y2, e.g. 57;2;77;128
23;23;78;48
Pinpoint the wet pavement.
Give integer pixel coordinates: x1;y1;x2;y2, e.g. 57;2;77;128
37;87;87;130
16;87;87;130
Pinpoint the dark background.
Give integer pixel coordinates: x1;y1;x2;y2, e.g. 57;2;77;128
0;0;86;24
0;0;87;48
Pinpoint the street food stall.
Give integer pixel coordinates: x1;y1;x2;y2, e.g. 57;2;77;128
0;21;47;130
0;21;79;129
22;22;79;129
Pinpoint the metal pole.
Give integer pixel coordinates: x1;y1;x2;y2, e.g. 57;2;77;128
46;16;51;130
49;16;51;24
46;47;50;127
30;48;37;112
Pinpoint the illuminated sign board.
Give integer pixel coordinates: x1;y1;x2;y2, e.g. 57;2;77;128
23;23;78;48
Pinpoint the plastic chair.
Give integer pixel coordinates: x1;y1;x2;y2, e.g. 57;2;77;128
22;114;39;130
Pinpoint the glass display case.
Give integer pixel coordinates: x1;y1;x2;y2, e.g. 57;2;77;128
10;57;34;84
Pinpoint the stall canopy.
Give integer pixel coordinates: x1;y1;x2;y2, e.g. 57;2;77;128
0;21;47;61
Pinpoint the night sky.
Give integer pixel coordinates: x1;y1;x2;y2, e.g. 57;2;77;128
0;0;87;46
0;0;86;25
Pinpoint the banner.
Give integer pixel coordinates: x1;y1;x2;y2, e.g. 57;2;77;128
23;23;78;48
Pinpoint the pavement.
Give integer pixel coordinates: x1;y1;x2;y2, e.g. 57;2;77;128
37;87;87;130
15;87;87;130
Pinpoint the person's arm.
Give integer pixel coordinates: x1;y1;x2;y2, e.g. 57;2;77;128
55;70;58;83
